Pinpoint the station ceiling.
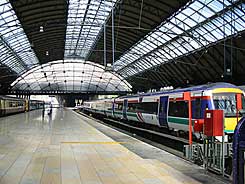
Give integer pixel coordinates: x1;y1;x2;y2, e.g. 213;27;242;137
0;0;244;94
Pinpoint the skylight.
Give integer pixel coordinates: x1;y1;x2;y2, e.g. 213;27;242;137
65;0;117;59
113;0;245;78
0;0;39;74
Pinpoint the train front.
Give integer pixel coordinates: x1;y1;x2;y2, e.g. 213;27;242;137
211;87;245;139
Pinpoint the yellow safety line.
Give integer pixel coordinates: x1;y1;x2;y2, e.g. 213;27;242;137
61;141;127;144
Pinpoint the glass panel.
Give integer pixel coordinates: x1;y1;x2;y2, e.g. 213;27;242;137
114;0;245;78
11;60;132;92
0;0;39;73
65;0;117;59
213;93;237;117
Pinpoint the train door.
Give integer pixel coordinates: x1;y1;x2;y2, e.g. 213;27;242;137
111;101;114;117
158;96;169;127
123;99;128;120
112;100;115;117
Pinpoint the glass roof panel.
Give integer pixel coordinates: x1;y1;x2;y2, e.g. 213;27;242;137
114;0;245;77
0;0;39;74
11;60;132;93
65;0;117;59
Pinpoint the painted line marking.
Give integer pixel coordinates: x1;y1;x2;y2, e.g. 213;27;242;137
61;141;127;144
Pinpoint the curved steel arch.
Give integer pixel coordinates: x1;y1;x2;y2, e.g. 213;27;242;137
11;59;132;93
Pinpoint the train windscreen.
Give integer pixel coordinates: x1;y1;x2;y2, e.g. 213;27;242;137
213;93;242;117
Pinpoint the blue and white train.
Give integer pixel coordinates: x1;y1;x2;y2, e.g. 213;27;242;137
83;83;245;136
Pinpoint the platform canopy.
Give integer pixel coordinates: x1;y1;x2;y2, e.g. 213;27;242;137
0;0;245;93
11;60;132;94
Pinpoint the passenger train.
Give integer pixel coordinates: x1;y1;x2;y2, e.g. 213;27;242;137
83;83;245;139
0;96;44;116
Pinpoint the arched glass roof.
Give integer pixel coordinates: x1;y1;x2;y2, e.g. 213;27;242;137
113;0;245;78
0;0;39;74
11;60;132;93
1;0;245;92
65;0;116;59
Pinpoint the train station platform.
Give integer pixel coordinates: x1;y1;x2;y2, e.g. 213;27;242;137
0;108;228;184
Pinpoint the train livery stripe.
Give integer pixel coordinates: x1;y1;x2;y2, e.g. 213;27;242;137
168;116;197;125
168;116;189;125
128;100;138;103
136;112;144;123
105;110;112;114
212;88;243;94
169;96;211;101
114;111;123;116
191;96;211;100
126;112;138;118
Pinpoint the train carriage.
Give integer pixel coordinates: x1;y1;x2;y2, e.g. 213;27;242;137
0;96;26;115
0;96;44;117
83;83;245;139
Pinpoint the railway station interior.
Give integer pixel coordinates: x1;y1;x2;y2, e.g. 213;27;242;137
0;0;245;183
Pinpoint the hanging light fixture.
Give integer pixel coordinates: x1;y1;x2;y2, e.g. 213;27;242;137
39;26;44;32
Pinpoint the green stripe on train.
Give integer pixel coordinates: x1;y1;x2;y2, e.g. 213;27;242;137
126;112;138;118
114;111;122;115
113;111;138;118
95;109;104;112
168;116;195;125
225;130;234;133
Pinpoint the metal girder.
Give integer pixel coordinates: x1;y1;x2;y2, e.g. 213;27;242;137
88;0;190;63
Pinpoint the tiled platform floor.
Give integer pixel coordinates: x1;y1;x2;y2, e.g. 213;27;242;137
0;108;228;184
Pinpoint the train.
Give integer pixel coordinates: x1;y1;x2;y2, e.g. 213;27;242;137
0;96;44;116
83;83;245;140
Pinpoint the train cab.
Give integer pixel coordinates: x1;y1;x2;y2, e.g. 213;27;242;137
211;88;245;135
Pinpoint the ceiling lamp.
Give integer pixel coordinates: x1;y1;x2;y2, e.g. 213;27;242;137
39;26;44;32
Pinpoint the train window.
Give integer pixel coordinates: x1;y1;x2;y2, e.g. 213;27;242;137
213;93;237;116
194;99;201;119
114;103;123;111
242;95;245;110
239;95;245;116
118;104;123;110
127;103;136;112
106;103;113;110
168;101;189;118
127;102;158;114
140;102;158;114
